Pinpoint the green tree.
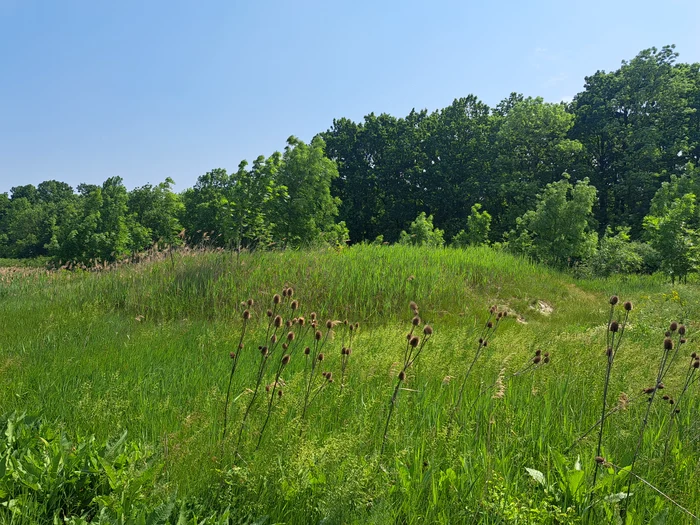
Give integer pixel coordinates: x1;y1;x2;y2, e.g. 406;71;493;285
452;204;491;247
507;176;598;267
398;212;444;247
128;177;185;251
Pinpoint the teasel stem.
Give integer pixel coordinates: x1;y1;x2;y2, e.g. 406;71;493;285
381;332;432;456
623;334;672;512
448;312;501;431
662;357;697;465
340;327;355;394
256;353;290;450
236;324;282;452
592;304;629;489
223;314;249;440
300;328;330;434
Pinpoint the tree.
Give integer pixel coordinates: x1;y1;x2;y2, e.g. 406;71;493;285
128;177;185;251
452;204;491;247
398;212;444;247
507;176;598;267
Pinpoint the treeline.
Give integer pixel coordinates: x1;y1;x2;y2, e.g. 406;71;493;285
1;46;700;280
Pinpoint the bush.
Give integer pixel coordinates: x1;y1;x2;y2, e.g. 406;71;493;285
398;212;444;247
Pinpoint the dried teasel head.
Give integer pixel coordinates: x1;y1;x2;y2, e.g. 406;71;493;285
410;336;420;348
679;325;686;335
281;354;291;365
287;331;295;341
535;349;542;356
317;353;325;361
623;301;633;311
273;294;281;305
282;343;288;350
693;359;699;369
423;325;433;336
229;352;236;359
304;346;311;355
487;321;493;329
271;334;278;344
291;300;299;310
247;299;254;307
285;320;292;328
243;309;251;320
533;355;541;364
274;315;283;328
315;330;322;341
595;456;606;464
326;320;333;329
287;287;294;297
298;316;305;326
670;322;678;332
261;346;269;356
398;370;406;381
310;312;317;321
609;321;619;333
412;316;421;326
267;309;273;317
664;338;673;351
609;296;619;305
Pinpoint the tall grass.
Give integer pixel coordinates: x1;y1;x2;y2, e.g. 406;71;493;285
1;245;699;523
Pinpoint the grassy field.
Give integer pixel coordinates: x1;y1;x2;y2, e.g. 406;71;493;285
1;245;699;524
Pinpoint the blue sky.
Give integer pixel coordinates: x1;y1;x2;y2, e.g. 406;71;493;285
1;0;699;195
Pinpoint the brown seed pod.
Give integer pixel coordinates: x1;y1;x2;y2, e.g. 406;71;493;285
325;372;333;381
410;336;420;348
291;300;299;310
315;330;322;341
609;296;619;305
609;321;619;333
287;331;295;341
664;338;673;351
287;288;294;298
273;294;281;305
271;334;278;344
692;352;698;359
229;352;236;359
298;317;305;326
243;309;251;320
267;309;273;317
535;349;542;356
679;325;686;335
670;322;678;332
278;389;283;398
412;316;421;326
317;353;324;361
261;346;269;356
606;347;613;357
282;343;288;350
487;321;493;329
423;325;433;335
398;370;406;381
623;301;633;311
304;346;311;355
285;320;292;328
247;299;254;307
662;394;670;400
694;360;699;369
274;315;283;328
282;354;291;365
595;456;605;464
533;355;541;364
326;320;333;329
346;348;352;356
479;337;484;345
543;356;550;364
665;331;671;337
310;312;317;320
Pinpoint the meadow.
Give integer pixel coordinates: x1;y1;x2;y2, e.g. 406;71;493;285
1;245;699;524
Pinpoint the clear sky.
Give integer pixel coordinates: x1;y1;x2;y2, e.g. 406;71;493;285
1;0;699;195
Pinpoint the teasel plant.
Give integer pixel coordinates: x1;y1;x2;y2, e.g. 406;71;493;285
256;299;310;450
222;299;253;440
448;305;506;431
339;320;358;393
591;296;632;490
662;338;697;464
380;301;433;456
623;321;686;512
235;292;286;451
300;318;336;434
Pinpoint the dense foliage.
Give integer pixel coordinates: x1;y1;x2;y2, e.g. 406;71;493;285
2;45;700;278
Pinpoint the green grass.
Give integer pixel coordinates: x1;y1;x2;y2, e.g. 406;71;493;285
1;245;699;524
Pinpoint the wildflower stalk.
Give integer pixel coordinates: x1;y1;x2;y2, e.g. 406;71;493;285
222;306;250;440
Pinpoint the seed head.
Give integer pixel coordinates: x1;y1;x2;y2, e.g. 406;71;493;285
606;347;613;357
662;394;670;400
658;383;665;389
282;343;288;350
482;340;488;347
543;356;550;364
423;325;433;335
304;346;310;355
285;320;292;328
535;349;542;356
229;352;236;359
693;359;699;369
291;300;299;310
247;299;254;307
278;389;283;398
325;372;333;381
326;320;333;329
665;331;671;337
317;353;324;361
609;321;619;333
669;399;675;405
346;348;352;356
670;322;678;332
412;316;421;326
487;321;493;329
409;301;418;312
267;309;273;317
479;337;484;345
680;338;687;344
310;312;317;320
298;317;305;326
315;330;322;341
282;354;291;365
287;331;295;341
533;355;541;364
273;294;281;305
354;322;359;329
664;338;673;351
261;346;269;356
271;334;277;344
398;370;406;381
243;309;251;320
341;347;347;355
410;336;420;348
274;315;283;328
238;343;244;349
623;301;633;311
595;456;606;464
679;325;686;335
692;352;698;359
609;296;619;305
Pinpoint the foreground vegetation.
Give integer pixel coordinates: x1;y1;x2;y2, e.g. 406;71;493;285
1;245;700;523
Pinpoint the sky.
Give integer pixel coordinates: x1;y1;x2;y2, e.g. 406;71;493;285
1;0;699;195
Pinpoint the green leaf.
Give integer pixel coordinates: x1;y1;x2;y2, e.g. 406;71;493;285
525;467;547;487
604;492;633;503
